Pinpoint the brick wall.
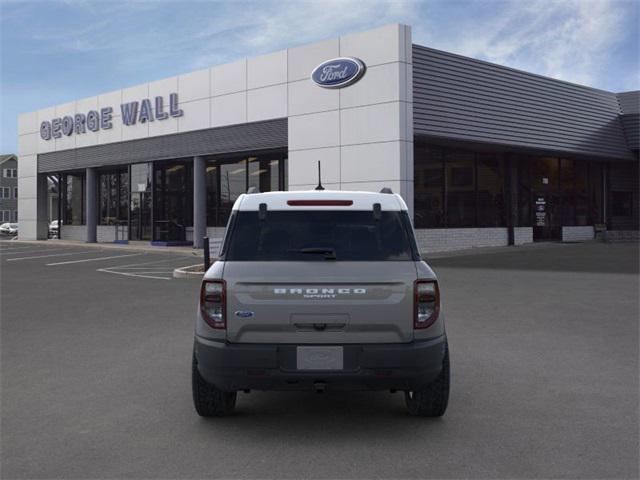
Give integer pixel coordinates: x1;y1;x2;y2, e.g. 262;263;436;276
605;230;640;242
415;228;510;253
96;225;128;242
514;227;533;245
60;225;86;241
562;226;594;242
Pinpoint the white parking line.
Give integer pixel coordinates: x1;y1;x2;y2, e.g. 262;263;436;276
97;256;190;280
7;251;98;262
46;253;142;266
97;269;172;280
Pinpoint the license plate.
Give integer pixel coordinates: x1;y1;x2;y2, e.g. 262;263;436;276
296;346;343;370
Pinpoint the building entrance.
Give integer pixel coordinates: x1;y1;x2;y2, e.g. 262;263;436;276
532;157;561;241
130;192;152;241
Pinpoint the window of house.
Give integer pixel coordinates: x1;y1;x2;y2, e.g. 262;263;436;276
3;168;16;178
12;211;18;222
13;187;18;199
1;210;9;222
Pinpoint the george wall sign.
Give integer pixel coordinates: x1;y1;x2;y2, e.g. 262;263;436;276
40;93;184;141
311;57;366;89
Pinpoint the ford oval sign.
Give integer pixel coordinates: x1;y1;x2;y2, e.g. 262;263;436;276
311;57;366;89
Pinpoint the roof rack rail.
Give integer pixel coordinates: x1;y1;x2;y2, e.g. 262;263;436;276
246;186;259;194
380;187;393;194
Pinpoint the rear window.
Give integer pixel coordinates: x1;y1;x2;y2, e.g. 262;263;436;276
224;210;417;261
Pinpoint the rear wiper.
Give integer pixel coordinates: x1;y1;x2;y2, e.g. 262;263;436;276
288;247;337;260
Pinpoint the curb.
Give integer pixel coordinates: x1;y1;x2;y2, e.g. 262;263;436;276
173;264;205;279
5;239;204;257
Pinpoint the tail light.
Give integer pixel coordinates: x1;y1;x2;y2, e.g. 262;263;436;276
414;280;440;329
200;280;226;329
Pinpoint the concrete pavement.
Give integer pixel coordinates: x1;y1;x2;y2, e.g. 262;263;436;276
1;241;638;478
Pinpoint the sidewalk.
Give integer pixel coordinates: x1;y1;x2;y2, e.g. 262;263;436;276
6;238;205;257
420;240;577;259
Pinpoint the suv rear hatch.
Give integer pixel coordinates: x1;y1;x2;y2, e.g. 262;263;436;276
221;208;419;344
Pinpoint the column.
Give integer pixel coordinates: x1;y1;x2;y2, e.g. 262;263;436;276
193;156;207;249
85;167;97;243
36;173;49;239
506;157;517;246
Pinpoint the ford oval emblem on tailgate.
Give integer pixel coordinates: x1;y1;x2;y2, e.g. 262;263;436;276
235;311;254;318
311;57;366;89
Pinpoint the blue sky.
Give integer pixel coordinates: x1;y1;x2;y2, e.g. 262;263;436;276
1;0;638;153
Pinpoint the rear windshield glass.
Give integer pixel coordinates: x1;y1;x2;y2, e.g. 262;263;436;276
224;210;416;261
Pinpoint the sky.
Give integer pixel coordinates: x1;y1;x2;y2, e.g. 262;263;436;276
1;0;638;153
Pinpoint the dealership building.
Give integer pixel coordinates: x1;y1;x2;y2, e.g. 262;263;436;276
17;24;639;252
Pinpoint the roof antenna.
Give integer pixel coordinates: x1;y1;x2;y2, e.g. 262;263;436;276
315;161;325;191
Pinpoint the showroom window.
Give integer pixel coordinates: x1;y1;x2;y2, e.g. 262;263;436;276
154;161;192;241
588;162;604;225
62;173;85;225
446;151;476;227
414;143;506;229
516;156;532;227
414;145;444;228
98;169;128;225
477;154;505;227
207;152;287;227
612;192;633;217
512;156;605;228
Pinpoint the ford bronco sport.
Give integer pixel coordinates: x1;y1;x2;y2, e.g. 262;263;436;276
192;189;450;417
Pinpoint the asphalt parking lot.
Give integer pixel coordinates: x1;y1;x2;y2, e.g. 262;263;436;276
1;240;638;479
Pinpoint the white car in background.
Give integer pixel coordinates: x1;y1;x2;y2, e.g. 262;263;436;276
0;223;18;236
49;220;60;238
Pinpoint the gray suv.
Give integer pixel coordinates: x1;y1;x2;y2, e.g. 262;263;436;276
192;190;450;417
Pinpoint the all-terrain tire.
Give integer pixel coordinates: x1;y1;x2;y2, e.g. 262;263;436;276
405;342;450;417
192;353;237;417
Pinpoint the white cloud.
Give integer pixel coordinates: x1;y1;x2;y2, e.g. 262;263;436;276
414;0;636;89
188;0;418;69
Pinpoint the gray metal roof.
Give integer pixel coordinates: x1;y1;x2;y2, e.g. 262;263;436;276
616;91;639;151
617;91;640;114
413;44;634;160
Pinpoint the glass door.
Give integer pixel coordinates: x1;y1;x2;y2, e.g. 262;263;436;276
129;163;152;241
130;192;152;241
153;161;192;242
532;157;561;241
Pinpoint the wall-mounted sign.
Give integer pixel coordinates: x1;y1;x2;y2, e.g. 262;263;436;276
311;57;366;89
535;197;546;226
40;93;184;141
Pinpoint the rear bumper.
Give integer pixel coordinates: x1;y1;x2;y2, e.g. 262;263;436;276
194;335;447;392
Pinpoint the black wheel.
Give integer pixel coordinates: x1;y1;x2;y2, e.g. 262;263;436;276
405;342;450;417
192;353;237;417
